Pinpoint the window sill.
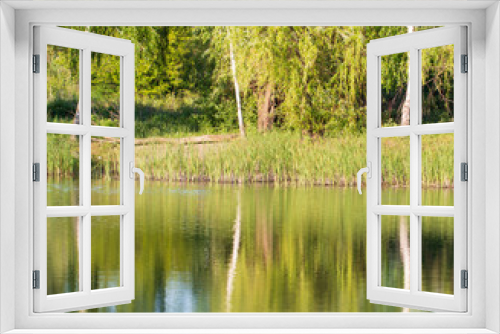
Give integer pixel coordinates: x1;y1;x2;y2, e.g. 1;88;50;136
4;329;497;334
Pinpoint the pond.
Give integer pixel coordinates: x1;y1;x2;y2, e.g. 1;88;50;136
47;181;454;312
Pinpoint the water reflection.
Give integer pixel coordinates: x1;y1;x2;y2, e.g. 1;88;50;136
226;189;242;312
163;272;197;312
46;180;454;312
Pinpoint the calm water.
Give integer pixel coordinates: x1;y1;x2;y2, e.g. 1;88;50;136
47;181;454;312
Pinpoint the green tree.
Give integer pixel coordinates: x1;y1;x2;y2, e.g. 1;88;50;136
48;26;454;136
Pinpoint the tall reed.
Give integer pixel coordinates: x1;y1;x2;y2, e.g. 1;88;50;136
47;131;454;187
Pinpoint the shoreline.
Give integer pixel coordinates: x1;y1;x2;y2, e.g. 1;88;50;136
50;175;454;189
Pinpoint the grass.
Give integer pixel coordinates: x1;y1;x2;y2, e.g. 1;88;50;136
47;131;454;187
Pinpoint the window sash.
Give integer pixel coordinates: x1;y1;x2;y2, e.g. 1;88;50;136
366;26;467;312
33;26;136;313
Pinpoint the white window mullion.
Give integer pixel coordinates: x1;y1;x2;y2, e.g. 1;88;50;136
373;123;455;138
372;126;411;138
413;123;454;135
366;49;379;295
45;123;131;138
409;46;420;295
119;56;126;287
121;48;136;293
46;205;131;217
90;126;130;138
82;48;91;206
82;47;92;296
372;205;455;217
46;123;88;135
412;206;454;217
373;205;411;215
78;48;85;293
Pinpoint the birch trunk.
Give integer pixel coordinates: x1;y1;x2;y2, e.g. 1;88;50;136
400;26;413;126
227;27;246;138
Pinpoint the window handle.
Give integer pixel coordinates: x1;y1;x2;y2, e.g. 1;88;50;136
357;162;371;195
129;162;145;195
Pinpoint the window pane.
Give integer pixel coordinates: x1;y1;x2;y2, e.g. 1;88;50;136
47;45;80;124
91;137;120;206
381;52;410;127
381;137;410;205
381;188;410;207
381;215;410;290
47;217;80;295
91;52;120;127
422;133;454;206
421;45;454;124
422;189;454;208
47;133;80;206
421;217;454;294
91;216;121;290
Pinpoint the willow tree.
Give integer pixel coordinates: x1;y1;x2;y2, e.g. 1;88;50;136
201;26;416;135
48;26;455;136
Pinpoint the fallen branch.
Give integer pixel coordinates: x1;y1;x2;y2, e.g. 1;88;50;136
134;134;239;145
91;134;239;145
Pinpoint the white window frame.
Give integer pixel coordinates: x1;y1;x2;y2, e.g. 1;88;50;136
366;26;467;312
33;26;136;313
1;1;498;332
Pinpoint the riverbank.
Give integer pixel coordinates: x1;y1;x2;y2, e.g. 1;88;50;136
47;131;454;187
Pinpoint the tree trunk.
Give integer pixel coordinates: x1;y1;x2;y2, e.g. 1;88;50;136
400;26;413;127
258;84;275;132
227;27;246;138
73;102;80;125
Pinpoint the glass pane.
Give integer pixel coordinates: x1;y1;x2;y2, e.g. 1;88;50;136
422;133;454;205
47;133;80;206
381;215;410;290
381;52;410;127
91;137;120;206
47;45;80;124
47;217;80;295
422;189;454;207
91;216;120;290
381;137;410;205
91;52;120;127
421;217;454;294
421;45;454;124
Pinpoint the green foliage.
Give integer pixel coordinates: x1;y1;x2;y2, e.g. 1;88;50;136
421;45;455;123
48;26;453;136
47;99;79;123
200;26;451;134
